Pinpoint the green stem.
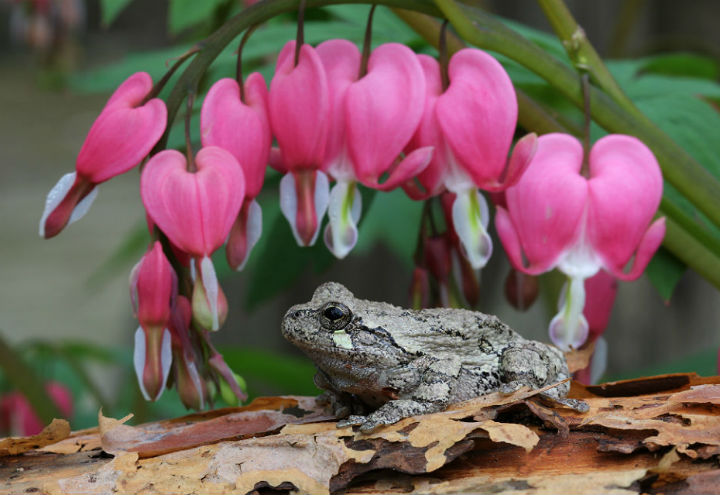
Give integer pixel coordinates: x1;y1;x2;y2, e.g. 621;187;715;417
434;0;720;231
0;331;63;426
662;215;720;290
537;0;639;117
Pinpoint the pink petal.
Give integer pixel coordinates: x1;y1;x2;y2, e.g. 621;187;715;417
134;241;176;329
605;217;666;281
201;74;270;199
345;43;426;184
583;270;618;338
436;48;517;190
226;198;263;271
268;147;285;173
488;132;537;191
403;54;446;199
140;147;244;257
503;133;588;272
496;206;552;275
279;170;330;246
367;146;433;191
76;73;167;183
586;135;664;273
269;41;329;170
316;39;361;175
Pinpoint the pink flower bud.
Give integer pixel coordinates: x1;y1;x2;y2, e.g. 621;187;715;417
129;241;177;401
40;72;167;238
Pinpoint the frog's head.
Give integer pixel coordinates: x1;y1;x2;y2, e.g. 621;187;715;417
281;282;357;353
281;282;408;367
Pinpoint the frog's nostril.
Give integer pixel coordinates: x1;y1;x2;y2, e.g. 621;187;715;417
293;310;303;318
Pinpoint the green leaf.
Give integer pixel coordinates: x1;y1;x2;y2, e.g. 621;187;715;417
640;53;720;80
68;44;194;93
645;247;686;303
100;0;135;27
218;347;320;397
168;0;228;35
355;188;423;264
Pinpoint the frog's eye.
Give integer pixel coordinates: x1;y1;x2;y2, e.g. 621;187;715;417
319;301;352;330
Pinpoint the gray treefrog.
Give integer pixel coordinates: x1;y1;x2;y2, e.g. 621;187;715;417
282;282;585;432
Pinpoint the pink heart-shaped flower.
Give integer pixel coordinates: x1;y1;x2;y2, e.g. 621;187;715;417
140;146;245;257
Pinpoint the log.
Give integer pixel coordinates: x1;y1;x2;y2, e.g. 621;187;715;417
1;373;719;494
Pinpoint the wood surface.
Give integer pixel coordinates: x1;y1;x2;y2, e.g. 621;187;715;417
1;373;719;494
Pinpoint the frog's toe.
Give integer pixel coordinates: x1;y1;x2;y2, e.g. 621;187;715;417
337;415;366;429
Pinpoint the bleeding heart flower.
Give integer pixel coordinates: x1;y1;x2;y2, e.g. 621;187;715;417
403;50;536;270
202;73;271;270
40;72;167;238
269;40;331;247
317;39;432;259
129;241;177;401
495;133;665;350
140;146;244;330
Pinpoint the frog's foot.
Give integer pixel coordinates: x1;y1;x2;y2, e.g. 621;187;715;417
337;399;445;433
538;392;589;413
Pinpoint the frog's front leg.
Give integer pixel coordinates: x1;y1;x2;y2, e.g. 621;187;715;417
338;365;453;432
314;370;369;418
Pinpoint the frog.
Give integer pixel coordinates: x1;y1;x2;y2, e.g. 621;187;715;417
281;282;586;432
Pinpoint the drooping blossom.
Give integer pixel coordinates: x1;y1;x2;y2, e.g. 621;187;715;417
129;241;177;401
201;73;271;270
403;49;536;269
0;382;73;437
317;39;432;258
40;72;166;238
140;146;244;331
269;40;331;247
496;133;665;350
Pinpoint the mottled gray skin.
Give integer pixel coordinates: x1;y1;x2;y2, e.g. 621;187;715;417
282;282;580;432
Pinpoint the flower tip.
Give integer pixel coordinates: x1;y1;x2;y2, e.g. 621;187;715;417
39;173;98;238
133;327;172;401
549;312;589;352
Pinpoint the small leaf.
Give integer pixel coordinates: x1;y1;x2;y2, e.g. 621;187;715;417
100;0;135;27
645;247;686;303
